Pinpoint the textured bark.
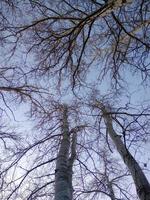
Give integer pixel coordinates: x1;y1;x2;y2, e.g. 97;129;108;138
101;105;150;200
68;132;77;200
55;105;72;200
55;105;77;200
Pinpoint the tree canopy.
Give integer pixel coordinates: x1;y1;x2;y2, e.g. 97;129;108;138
0;0;150;200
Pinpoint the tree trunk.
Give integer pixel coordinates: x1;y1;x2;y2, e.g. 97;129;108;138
55;105;77;200
101;105;150;200
55;105;72;200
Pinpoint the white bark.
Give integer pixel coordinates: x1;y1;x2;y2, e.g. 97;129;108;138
55;105;72;200
54;105;77;200
101;104;150;200
68;132;77;200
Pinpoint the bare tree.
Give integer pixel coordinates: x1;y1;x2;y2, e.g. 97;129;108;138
55;105;75;200
73;121;135;200
1;94;148;200
55;104;87;200
0;0;149;89
91;99;150;200
0;1;150;200
0;102;86;200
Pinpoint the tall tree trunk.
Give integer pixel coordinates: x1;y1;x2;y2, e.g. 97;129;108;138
55;105;77;200
68;132;77;200
55;105;72;200
101;104;150;200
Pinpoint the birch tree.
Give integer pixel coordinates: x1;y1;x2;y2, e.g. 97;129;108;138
92;99;150;200
0;1;150;199
55;105;76;200
1;95;149;200
0;102;85;200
